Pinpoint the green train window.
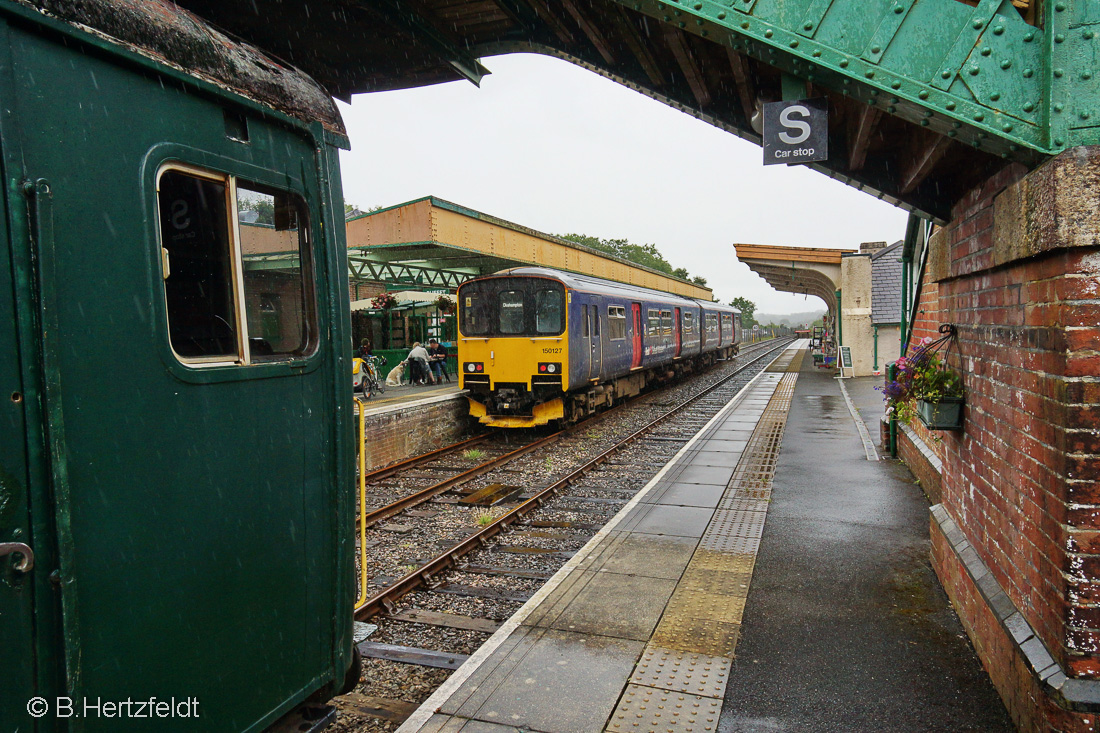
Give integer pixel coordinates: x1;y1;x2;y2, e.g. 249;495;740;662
157;165;316;365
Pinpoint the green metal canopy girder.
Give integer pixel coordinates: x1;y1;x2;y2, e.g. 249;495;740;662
608;0;1097;158
347;257;479;289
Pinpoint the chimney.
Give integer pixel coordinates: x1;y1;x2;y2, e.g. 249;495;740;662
860;241;887;253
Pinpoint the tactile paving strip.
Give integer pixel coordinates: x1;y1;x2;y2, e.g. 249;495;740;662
628;647;731;698
606;684;722;733
621;348;802;707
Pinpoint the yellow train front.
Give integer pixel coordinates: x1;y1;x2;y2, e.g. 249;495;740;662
458;267;741;428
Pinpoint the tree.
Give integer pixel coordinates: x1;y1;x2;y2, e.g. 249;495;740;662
729;296;757;328
557;233;705;284
691;275;707;287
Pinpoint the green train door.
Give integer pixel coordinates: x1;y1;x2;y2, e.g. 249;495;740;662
1;19;342;731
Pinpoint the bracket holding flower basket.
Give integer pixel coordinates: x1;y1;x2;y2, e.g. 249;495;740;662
883;324;965;431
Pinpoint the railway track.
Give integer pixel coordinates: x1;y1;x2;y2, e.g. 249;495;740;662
335;338;795;733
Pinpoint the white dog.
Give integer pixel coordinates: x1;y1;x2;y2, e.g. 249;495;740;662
385;361;406;386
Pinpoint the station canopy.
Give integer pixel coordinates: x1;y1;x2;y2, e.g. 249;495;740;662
172;0;1097;222
733;244;852;313
346;196;715;300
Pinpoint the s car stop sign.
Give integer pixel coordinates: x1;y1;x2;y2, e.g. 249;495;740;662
763;98;828;166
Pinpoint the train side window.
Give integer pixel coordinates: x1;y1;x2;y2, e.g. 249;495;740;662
237;183;316;359
535;289;563;334
499;290;525;334
157;165;316;366
608;306;626;340
158;169;239;361
661;310;672;335
581;305;590;338
647;309;660;337
683;311;694;333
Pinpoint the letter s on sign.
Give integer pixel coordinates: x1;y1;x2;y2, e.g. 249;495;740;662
778;105;812;145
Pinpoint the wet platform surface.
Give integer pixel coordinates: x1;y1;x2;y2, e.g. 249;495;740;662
396;343;1011;733
355;380;463;412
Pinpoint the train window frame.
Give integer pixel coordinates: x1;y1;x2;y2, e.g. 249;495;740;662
607;306;626;341
661;310;673;335
683;311;694;333
535;288;564;335
499;290;526;334
581;304;590;338
155;161;318;367
647;309;661;337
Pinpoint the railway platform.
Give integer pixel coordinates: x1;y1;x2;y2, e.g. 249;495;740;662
395;342;1012;733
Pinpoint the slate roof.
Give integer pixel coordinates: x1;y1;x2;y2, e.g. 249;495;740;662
871;240;904;325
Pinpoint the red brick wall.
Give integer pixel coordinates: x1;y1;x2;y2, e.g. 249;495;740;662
916;148;1100;728
357;395;475;470
906;275;947;461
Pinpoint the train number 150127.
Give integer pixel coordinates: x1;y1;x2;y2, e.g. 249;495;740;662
541;347;562;354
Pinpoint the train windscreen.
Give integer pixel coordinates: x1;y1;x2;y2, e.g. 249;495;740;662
461;278;565;337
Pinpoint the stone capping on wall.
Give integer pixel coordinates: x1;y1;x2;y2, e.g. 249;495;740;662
899;421;943;474
358;390;469;419
932;505;1100;712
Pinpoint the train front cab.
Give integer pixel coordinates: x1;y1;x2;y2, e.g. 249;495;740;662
0;4;356;730
459;275;571;427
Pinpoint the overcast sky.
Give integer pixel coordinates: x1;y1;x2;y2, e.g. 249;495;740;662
337;53;907;315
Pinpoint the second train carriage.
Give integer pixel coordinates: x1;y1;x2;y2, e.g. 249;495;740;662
458;268;740;427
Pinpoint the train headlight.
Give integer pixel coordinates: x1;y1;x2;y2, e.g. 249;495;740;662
538;362;561;374
465;362;484;373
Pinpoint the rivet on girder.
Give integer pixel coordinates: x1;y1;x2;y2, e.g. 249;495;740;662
1024;31;1035;42
866;70;875;78
1055;137;1065;146
978;131;987;138
948;130;957;137
980;47;992;56
1054;68;1064;78
697;18;704;25
764;29;773;37
972;18;984;29
812;50;821;57
1082;112;1092;120
887;105;896;113
1054;103;1064;112
694;2;702;9
1084;72;1094;80
870;89;879;96
803;22;813;30
840;59;849;68
952;121;961;128
891;81;901;90
940;70;952;79
871;45;881;54
990;92;1000;101
702;29;709;36
919;90;929;99
1055;34;1065;43
946;102;956;110
790;40;799;48
1023;68;1033;78
1002;123;1013;132
993;25;1004;35
1023;102;1035;112
920;119;929;126
1086;31;1096;40
894;4;904;12
1054;1;1066;10
974;112;985;121
678;21;686;28
1010;144;1019;152
741;21;748;29
968;66;980;76
718;12;726;19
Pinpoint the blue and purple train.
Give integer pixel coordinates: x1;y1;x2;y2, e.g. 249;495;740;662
457;267;740;427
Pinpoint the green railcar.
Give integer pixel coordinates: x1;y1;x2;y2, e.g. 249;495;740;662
0;1;356;730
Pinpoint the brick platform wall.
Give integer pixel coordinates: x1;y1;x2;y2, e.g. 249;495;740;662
917;147;1100;729
358;394;476;470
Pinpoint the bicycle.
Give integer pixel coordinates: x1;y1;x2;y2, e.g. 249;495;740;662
360;355;387;398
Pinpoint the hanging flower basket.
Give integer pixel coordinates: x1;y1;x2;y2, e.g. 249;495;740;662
370;292;398;310
433;295;455;314
917;396;965;430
